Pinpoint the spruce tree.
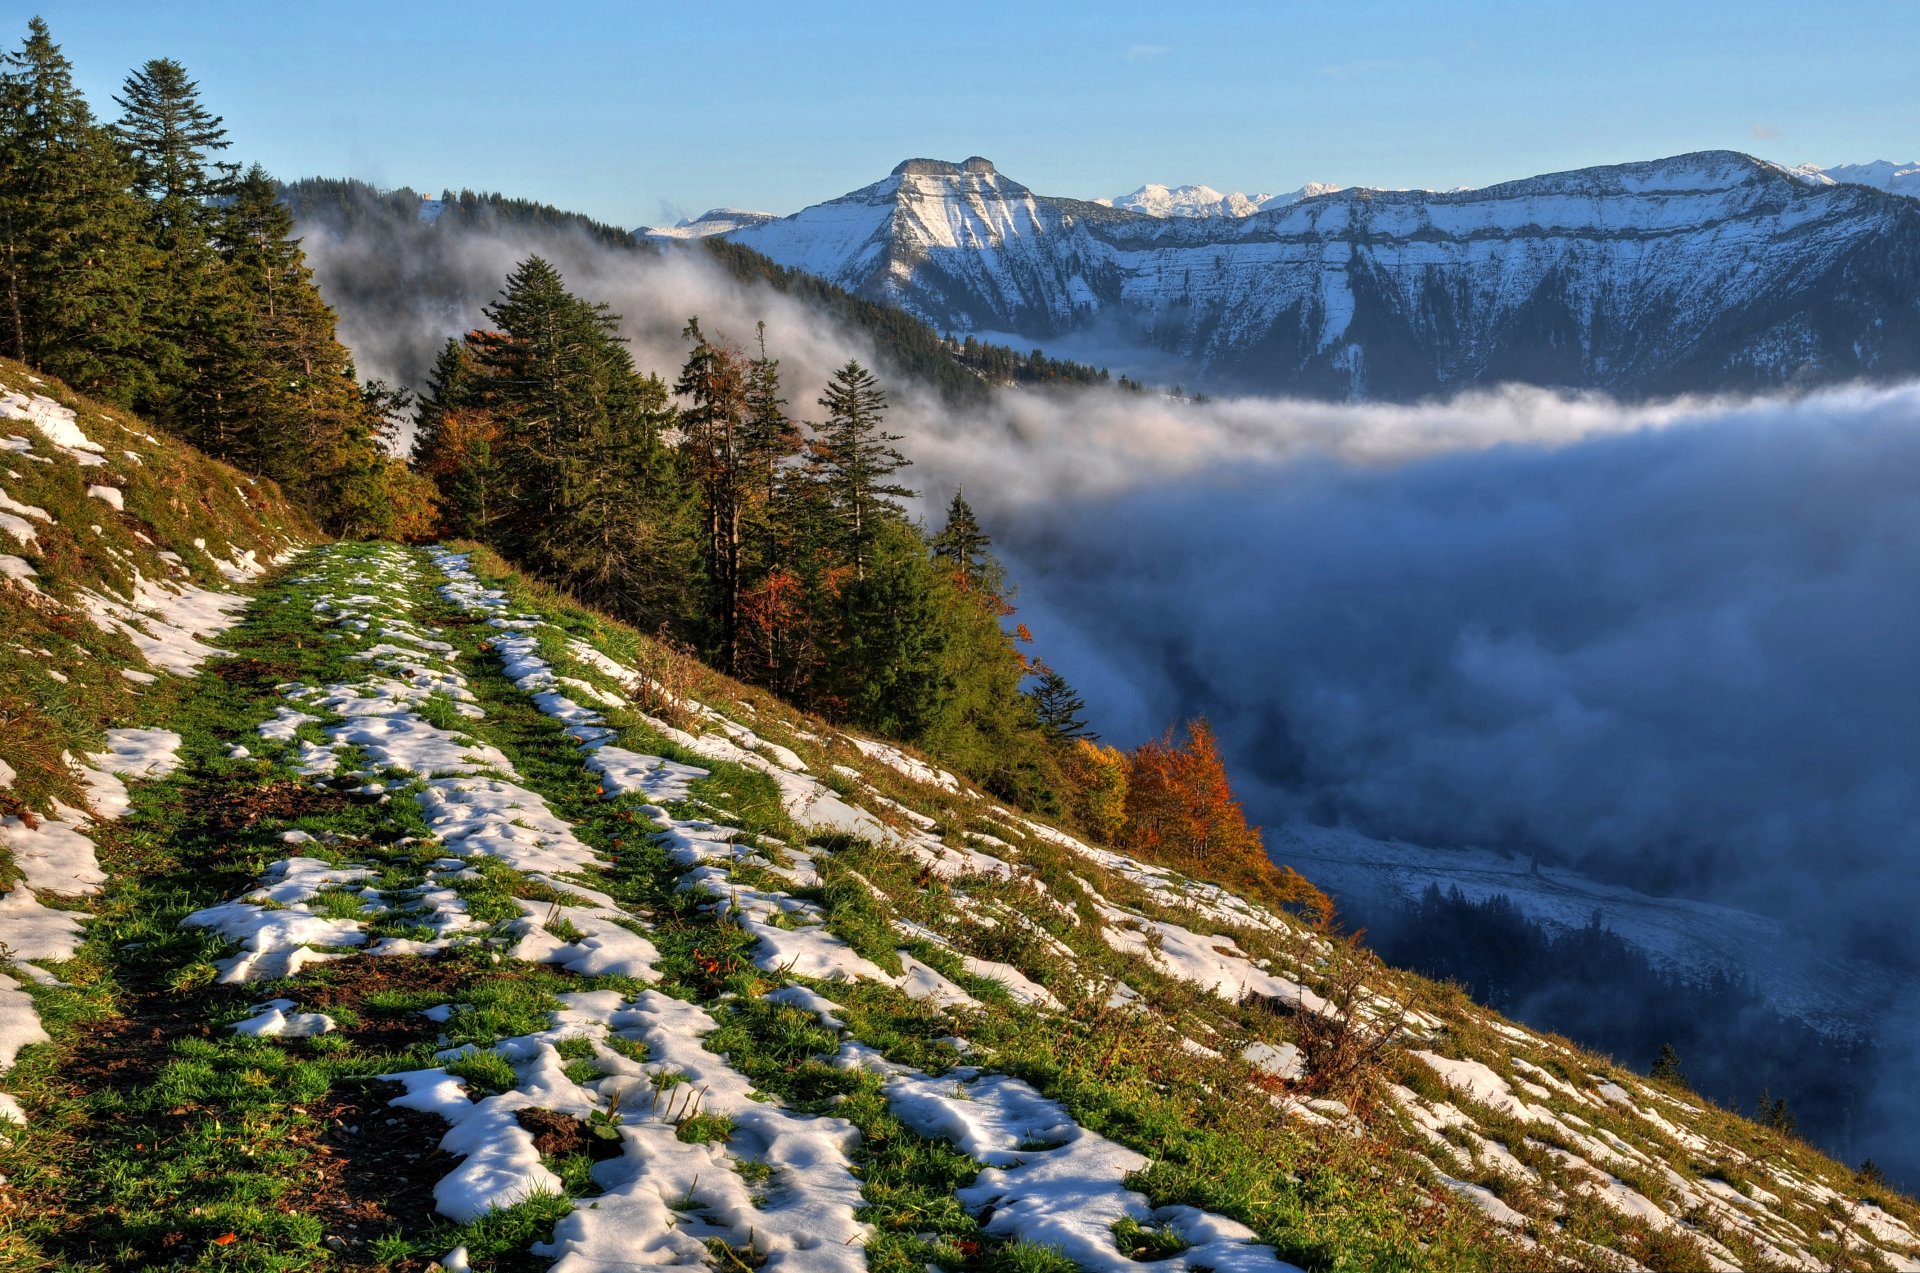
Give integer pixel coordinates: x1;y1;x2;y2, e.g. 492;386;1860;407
813;360;910;581
186;165;403;535
113;57;236;207
412;337;508;539
0;19;148;401
114;56;235;410
675;318;749;671
741;321;802;510
474;257;689;618
931;486;1002;594
1028;666;1092;741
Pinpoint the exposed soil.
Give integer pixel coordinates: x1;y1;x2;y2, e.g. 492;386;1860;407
199;779;351;834
516;1107;623;1163
300;955;488;1054
298;1078;456;1269
211;655;303;689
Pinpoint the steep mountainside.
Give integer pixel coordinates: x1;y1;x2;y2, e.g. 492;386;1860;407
704;152;1920;399
3;365;1917;1271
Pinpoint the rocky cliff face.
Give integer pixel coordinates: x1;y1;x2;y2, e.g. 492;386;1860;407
702;151;1920;399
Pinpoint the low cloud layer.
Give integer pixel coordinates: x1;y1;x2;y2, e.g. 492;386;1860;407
962;385;1920;966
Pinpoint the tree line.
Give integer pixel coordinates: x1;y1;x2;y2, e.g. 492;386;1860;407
0;18;428;537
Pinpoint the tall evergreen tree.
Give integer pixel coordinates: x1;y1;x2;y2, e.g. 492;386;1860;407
741;321;803;509
675;318;750;671
178;165;406;536
813;360;910;581
412;337;508;539
112;57;235;207
114;56;234;409
472;256;689;618
1028;666;1092;741
930;486;1003;595
0;19;148;400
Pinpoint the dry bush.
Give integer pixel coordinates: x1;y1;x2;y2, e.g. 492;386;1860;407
632;623;703;729
1287;935;1409;1111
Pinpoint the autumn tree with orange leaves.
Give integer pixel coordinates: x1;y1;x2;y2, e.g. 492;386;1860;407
1121;718;1333;926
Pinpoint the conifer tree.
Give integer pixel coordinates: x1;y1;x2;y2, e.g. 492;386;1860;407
675;318;750;671
113;57;236;208
471;257;689;618
412;337;507;539
742;321;802;509
0;19;148;400
813;360;910;581
931;487;998;592
113;58;235;389
412;336;473;457
1028;666;1092;740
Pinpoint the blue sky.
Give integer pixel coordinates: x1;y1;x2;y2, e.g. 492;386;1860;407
28;0;1919;227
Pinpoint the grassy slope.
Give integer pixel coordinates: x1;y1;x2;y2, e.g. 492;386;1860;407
0;372;1912;1272
0;357;313;828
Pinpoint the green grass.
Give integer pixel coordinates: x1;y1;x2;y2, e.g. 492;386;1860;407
5;532;1912;1273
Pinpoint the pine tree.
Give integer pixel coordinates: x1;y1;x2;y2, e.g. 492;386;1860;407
1650;1043;1685;1084
675;318;750;671
468;257;690;619
114;56;237;413
0;19;149;401
813;360;910;581
1760;1090;1797;1136
1028;666;1092;740
412;336;473;458
112;57;236;207
930;487;997;592
742;321;802;509
181;165;409;536
411;337;507;538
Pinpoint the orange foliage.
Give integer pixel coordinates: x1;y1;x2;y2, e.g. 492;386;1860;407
1120;718;1334;927
738;566;807;675
414;407;500;481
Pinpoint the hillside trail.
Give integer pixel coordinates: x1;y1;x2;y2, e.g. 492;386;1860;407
3;542;1306;1272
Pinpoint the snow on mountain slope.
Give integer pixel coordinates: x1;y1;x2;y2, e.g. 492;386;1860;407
0;359;310;1133
714;150;1920;400
1100;181;1346;217
7;508;1919;1264
1794;160;1920;200
638;207;779;239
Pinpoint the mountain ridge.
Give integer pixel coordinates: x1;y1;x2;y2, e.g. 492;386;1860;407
678;149;1920;400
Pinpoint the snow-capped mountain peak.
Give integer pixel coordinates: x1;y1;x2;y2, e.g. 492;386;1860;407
661;149;1920;401
1099;180;1347;217
637;206;779;239
1792;160;1920;199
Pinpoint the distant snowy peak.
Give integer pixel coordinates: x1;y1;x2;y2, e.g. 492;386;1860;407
709;148;1920;401
1792;160;1920;199
638;207;778;240
1100;181;1344;217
